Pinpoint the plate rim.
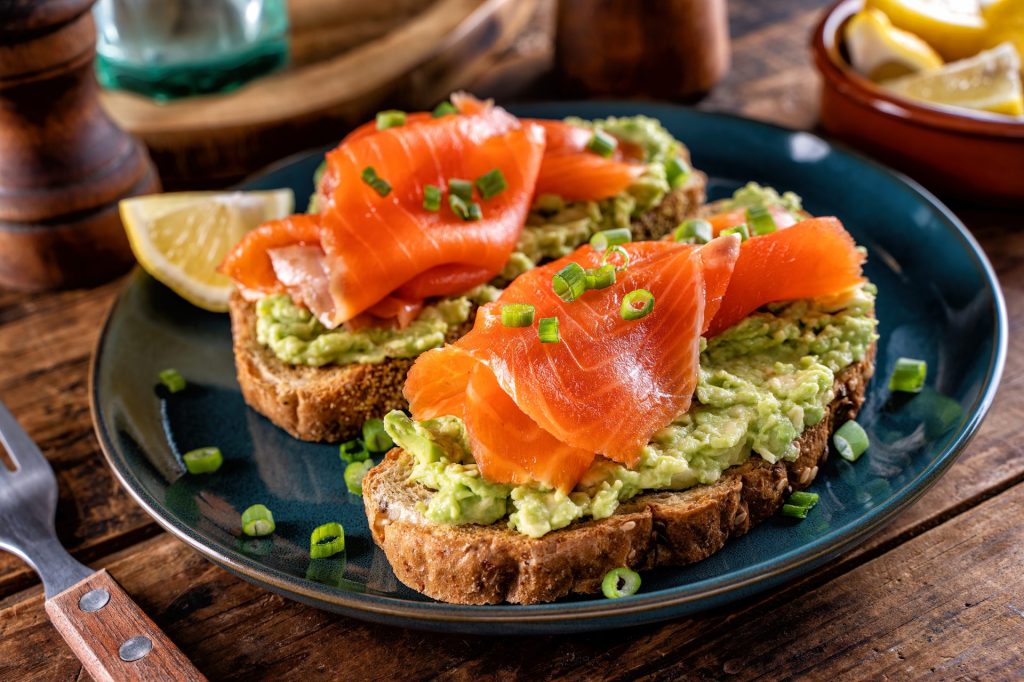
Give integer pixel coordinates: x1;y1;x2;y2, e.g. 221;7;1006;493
90;102;1008;629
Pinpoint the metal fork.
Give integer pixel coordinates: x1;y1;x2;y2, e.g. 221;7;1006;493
0;400;205;682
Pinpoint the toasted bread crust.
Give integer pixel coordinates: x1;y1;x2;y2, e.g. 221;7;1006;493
230;176;707;442
362;346;875;605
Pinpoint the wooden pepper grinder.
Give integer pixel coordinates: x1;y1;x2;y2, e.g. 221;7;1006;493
0;0;160;291
556;0;730;100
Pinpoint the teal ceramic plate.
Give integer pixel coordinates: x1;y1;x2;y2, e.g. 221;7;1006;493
91;103;1006;634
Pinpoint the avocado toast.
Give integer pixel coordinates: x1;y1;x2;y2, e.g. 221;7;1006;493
362;201;879;604
224;96;708;442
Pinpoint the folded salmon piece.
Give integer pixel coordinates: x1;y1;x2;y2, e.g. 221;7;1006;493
221;96;545;328
405;237;740;492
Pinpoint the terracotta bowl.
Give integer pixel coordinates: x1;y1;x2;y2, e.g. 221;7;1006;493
812;0;1024;204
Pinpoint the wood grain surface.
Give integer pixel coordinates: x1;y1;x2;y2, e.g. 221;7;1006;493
2;1;1022;680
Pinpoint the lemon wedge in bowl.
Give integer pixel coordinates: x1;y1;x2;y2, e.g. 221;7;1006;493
846;8;944;81
982;0;1024;72
882;42;1024;116
120;189;294;312
865;0;987;61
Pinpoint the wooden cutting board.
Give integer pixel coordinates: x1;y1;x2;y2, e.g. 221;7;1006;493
100;0;542;188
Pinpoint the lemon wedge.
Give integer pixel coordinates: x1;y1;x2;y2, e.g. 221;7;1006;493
120;189;294;312
865;0;987;61
982;0;1024;72
846;8;944;81
882;42;1024;116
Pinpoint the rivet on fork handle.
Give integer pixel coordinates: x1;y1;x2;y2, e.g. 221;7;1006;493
45;569;206;681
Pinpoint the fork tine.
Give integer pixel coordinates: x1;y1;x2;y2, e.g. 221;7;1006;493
0;399;48;472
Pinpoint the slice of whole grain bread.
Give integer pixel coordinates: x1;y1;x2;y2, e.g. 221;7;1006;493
230;173;707;442
361;345;875;605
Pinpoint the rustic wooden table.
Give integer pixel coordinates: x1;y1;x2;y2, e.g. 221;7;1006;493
2;1;1022;679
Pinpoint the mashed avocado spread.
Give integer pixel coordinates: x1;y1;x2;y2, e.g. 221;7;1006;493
256;286;499;366
383;285;878;538
263;116;687;366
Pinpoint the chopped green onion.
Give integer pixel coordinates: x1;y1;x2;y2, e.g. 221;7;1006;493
344;460;373;495
673;218;712;245
889;357;927;393
601;245;631;272
601;567;641;599
339;439;370;463
721;223;750;242
788;491;819;508
158;368;186;393
375;109;407;130
552;262;587;302
665;157;691;189
183;447;223;475
586;130;618;158
781;490;820;519
589;227;632;252
310;522;345;559
746;205;777;235
833;420;869;462
448;178;473;202
448;194;481;221
781;504;810;519
501;303;535;327
423;184;442;212
363;418;394;453
585;264;616;290
432;101;458;117
475;169;508;200
538;317;560;343
360;166;391;197
621;289;655;320
241;504;275;537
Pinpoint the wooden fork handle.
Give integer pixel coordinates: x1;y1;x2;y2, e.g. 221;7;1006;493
44;569;205;682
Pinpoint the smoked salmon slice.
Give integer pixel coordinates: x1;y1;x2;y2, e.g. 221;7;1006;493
222;99;546;328
406;237;740;491
532;120;646;202
705;216;866;337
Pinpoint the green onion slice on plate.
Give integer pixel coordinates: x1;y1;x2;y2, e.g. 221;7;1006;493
241;504;275;537
889;357;927;393
781;491;820;519
362;418;394;453
310;522;346;559
833;420;869;462
339;439;369;463
344;460;373;495
183;447;223;475
158;368;186;393
602;567;641;598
